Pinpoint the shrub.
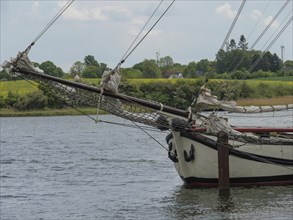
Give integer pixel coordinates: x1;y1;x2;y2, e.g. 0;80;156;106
13;91;47;110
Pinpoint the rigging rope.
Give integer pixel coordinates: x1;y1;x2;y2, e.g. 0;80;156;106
118;0;164;66
229;0;290;73
248;14;292;73
220;0;247;51
115;0;176;69
250;0;290;49
24;0;75;53
211;2;292;113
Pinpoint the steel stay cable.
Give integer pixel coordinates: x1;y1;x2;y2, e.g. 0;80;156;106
224;0;272;73
118;0;164;65
210;0;291;113
248;15;292;73
213;15;292;113
250;0;290;49
220;0;246;51
227;0;290;74
129;120;175;157
115;0;175;69
24;0;75;53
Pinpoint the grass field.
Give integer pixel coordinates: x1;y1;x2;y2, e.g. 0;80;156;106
1;77;292;98
0;80;39;97
250;76;293;81
0;108;105;117
237;96;293;106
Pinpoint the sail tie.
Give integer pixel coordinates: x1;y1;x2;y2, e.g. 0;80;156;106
95;88;104;123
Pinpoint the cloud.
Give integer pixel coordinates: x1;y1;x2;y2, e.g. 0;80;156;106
215;3;237;19
249;9;280;29
60;3;106;21
59;2;131;22
263;16;280;29
250;9;262;20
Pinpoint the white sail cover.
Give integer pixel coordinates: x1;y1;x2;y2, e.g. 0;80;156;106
100;68;121;93
196;85;293;113
2;50;44;75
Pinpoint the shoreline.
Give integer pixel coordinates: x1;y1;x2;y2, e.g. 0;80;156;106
1;96;292;117
0;108;104;117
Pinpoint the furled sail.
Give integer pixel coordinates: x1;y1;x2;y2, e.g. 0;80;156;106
196;85;293;113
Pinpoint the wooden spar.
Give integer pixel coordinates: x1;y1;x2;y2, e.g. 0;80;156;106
12;68;190;119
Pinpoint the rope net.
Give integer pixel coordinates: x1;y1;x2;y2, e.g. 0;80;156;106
3;52;293;146
4;52;190;132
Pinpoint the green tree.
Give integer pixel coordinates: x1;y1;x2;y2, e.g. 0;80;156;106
69;61;85;77
5;91;19;107
238;35;248;50
0;95;5;108
82;65;101;78
133;59;162;78
196;59;210;73
270;53;282;72
284;60;293;68
100;62;108;74
159;56;174;69
228;39;237;51
39;61;65;77
215;49;229;73
121;68;143;78
13;91;47;110
84;55;99;66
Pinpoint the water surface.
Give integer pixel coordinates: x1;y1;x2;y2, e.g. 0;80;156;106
1;115;292;219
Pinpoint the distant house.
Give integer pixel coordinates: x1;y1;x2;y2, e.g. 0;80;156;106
163;70;184;79
168;72;184;79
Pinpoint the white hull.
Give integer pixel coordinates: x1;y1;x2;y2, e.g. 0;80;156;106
167;131;293;187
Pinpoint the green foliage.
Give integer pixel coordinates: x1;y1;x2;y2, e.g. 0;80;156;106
238;34;248;50
69;61;85;77
1;78;292;111
84;55;99;66
0;96;5;108
38;84;65;109
0;70;21;81
158;56;174;69
284;60;293;67
39;61;65;77
183;61;197;78
13;91;47;110
80;55;108;78
82;65;101;78
121;68;143;79
5;91;19;106
133;59;162;78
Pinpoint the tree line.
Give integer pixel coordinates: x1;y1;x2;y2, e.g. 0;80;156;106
1;35;292;81
2;79;292;111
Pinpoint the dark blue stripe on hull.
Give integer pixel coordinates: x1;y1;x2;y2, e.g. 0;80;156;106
182;175;293;188
177;131;293;166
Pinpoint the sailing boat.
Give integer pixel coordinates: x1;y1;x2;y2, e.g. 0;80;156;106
2;1;293;187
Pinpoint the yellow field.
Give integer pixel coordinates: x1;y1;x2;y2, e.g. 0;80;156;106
236;96;293;106
0;80;39;97
1;78;292;98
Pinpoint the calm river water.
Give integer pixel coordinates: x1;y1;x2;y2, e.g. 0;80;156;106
1;113;293;219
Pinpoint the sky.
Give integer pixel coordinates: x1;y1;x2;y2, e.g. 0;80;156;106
1;0;292;72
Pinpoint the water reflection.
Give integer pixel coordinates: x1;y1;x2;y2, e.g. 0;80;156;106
165;185;293;220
